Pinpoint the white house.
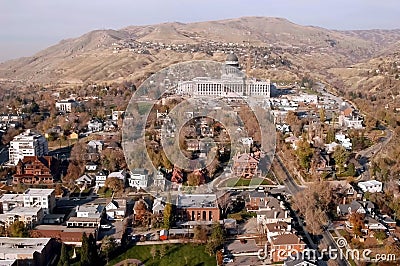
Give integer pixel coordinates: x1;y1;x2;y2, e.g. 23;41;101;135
85;162;98;171
105;199;127;220
95;170;109;187
129;169;149;190
87;119;103;132
152;171;166;191
75;174;95;187
107;169;128;185
55;99;78;112
87;140;104;153
358;180;383;193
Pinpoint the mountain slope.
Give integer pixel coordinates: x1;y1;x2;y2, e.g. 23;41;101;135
0;16;399;84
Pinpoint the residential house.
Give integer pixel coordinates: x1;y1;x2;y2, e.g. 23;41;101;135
75;174;95;187
363;216;386;232
284;256;317;266
152;171;166;191
225;239;260;257
13;156;59;185
103;120;117;132
337;200;374;217
270;233;307;262
108;170;128;186
105;199;127;221
87;119;103;132
232;153;260;179
247;190;270;210
380;215;396;231
95;170;109;187
265;222;292;240
112;110;124;121
66;203;105;228
152;197;165;215
357;180;383;193
23;188;56;214
256;197;292;226
55;99;78;112
87;140;104;153
129;169;149;190
85;162;98;171
176;194;220;223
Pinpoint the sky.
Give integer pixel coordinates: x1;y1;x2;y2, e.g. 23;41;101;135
0;0;399;62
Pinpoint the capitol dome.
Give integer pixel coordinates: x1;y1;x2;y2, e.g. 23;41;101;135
225;53;240;68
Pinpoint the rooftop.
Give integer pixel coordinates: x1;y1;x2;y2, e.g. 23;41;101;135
176;194;218;209
24;188;54;197
0;237;51;256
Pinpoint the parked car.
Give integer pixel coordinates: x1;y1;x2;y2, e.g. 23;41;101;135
100;224;112;230
223;257;233;263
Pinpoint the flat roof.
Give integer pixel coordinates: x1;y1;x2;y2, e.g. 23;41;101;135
177;194;218;209
0;237;51;256
0;194;24;202
24;188;54;196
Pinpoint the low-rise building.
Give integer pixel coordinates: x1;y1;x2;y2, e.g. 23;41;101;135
0;207;44;229
95;170;108;187
75;174;95;187
66;203;105;228
129;169;149;190
0;237;57;266
270;233;307;262
12;156;59;185
87;119;103;132
0;194;24;212
232;153;259;179
105;199;127;220
357;180;382;193
176;194;220;222
55;99;78;112
337;200;374;216
23;188;55;214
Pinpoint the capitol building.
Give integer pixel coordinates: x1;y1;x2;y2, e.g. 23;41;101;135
176;53;270;98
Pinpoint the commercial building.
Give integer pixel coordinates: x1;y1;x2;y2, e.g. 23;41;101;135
23;188;56;214
176;194;220;222
9;130;48;166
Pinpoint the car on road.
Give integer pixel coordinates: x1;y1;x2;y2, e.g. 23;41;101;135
223;257;233;263
100;224;112;230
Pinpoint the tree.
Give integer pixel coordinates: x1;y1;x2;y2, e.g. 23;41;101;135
217;192;233;218
216;250;224;266
100;236;117;263
57;243;70;266
8;221;28;237
333;145;349;174
205;222;225;255
163;203;173;229
349;213;365;237
187;172;201;186
326;127;335;144
88;233;100;264
193;225;208;244
319;108;326;123
347;163;356;176
295;139;314;170
105;176;124;192
80;232;90;266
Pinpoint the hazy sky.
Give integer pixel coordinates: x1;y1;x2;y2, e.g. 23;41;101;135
1;0;399;62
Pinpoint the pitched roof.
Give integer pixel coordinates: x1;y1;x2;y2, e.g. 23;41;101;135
271;233;305;246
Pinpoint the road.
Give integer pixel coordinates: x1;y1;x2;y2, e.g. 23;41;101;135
273;153;349;266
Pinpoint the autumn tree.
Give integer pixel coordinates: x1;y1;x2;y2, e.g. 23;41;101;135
349;213;365;237
163;202;173;229
8;221;28;237
100;236;117;264
193;225;208;244
105;176;124;192
187;172;201;186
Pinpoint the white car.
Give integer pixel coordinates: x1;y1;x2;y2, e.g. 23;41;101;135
100;224;112;230
223;257;233;263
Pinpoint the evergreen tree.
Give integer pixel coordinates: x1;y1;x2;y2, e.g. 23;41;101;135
57;243;69;266
205;222;225;255
88;233;100;264
80;232;90;266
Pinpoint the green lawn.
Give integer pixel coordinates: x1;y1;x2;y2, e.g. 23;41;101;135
225;177;273;187
108;244;216;266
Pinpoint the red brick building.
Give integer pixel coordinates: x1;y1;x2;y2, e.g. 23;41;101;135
13;156;59;185
176;194;220;222
232;153;259;178
270;233;306;262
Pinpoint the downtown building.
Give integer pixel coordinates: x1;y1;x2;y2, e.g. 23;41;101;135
9;130;48;166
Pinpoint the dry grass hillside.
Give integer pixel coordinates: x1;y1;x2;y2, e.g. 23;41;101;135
0;16;400;85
